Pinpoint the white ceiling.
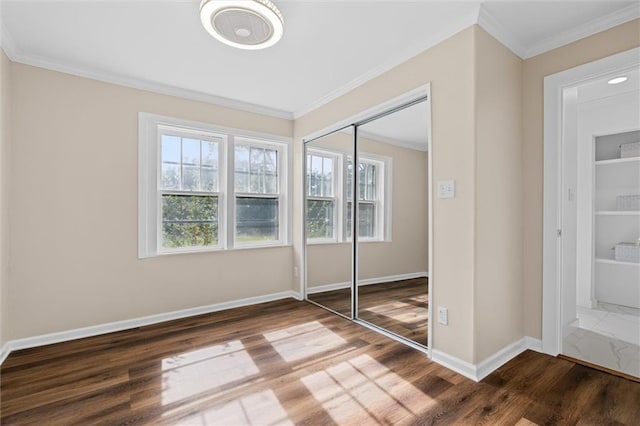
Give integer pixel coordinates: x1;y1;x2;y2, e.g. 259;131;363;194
0;1;638;119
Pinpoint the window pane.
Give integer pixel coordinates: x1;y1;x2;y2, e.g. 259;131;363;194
307;199;334;240
346;160;353;200
359;203;376;238
250;147;265;193
182;165;200;190
161;135;181;190
310;155;323;197
161;135;181;163
358;163;366;200
264;149;278;195
161;163;180;190
162;194;217;248
202;141;218;168
182;138;200;166
202;166;217;192
346;202;376;238
235;145;250;193
322;157;333;197
236;197;279;243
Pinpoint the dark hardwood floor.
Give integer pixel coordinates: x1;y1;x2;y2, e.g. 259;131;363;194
2;298;639;425
309;278;428;346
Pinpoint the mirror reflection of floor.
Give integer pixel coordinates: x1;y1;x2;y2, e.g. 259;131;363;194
308;277;428;346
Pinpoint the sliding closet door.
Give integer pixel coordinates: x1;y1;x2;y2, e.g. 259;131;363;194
355;101;430;346
304;127;355;317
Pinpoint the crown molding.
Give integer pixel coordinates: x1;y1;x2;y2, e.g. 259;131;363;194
292;6;479;119
477;5;528;59
4;48;294;120
524;3;640;59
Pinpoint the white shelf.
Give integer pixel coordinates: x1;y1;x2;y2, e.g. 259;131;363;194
595;157;640;166
596;257;640;266
595;211;640;216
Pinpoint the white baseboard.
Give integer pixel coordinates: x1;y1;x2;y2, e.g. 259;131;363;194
525;336;543;352
0;290;300;366
307;272;428;295
431;336;543;382
431;348;478;381
0;343;10;366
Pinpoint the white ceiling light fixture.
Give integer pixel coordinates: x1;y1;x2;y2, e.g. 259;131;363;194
607;76;628;85
200;0;284;50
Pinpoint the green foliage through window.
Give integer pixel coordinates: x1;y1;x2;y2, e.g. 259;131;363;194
162;194;218;248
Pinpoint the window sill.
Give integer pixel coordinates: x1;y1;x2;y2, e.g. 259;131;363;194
140;243;293;259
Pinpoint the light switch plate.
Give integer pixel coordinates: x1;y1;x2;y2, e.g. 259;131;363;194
438;180;455;199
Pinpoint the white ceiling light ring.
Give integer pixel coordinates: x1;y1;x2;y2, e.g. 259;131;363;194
200;0;284;50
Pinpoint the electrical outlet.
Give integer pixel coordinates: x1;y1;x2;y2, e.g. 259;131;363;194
438;307;448;325
294;266;299;278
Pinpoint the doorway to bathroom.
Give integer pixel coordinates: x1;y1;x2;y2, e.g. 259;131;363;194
543;48;639;380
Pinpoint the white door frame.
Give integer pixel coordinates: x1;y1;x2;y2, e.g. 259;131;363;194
542;47;640;355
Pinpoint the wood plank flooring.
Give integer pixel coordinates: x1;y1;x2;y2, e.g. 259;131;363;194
2;298;639;425
309;278;428;345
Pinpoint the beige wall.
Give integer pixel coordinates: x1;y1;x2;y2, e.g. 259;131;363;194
295;27;477;362
473;27;523;362
0;49;11;347
522;19;640;339
8;63;294;340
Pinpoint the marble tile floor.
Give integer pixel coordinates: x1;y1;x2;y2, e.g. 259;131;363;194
563;302;640;378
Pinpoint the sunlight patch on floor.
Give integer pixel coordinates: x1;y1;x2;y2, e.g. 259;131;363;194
301;354;436;424
161;341;259;405
177;389;293;426
264;321;347;363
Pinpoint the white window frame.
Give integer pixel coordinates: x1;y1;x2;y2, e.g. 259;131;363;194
306;148;343;244
139;113;291;258
157;126;227;254
354;155;388;242
305;148;390;244
232;137;289;248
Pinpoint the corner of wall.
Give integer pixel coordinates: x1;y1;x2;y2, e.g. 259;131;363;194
0;47;12;349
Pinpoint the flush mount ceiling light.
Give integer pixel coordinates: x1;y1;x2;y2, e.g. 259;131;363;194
200;0;284;50
607;76;628;85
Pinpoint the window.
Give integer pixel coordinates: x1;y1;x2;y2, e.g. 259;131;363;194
159;131;222;250
306;151;339;241
139;113;290;257
346;158;384;240
306;148;388;243
234;139;285;245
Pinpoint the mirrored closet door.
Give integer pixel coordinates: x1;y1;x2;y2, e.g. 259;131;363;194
305;126;355;318
304;94;431;349
356;101;430;346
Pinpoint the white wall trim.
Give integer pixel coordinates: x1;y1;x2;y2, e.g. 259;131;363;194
525;3;640;59
306;272;428;295
431;336;542;382
477;6;528;59
543;47;640;356
431;349;478;381
475;338;527;381
0;290;300;366
3;48;292;120
525;336;543;353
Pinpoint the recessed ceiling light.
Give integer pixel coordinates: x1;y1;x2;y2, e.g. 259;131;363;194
200;0;284;50
607;76;628;85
